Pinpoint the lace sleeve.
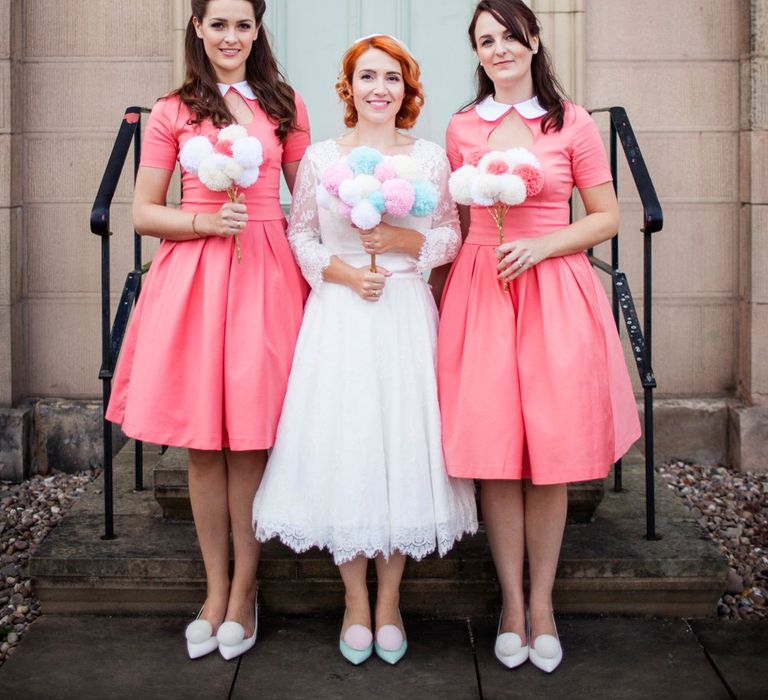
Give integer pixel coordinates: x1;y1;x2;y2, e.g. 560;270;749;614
287;150;332;290
415;146;461;273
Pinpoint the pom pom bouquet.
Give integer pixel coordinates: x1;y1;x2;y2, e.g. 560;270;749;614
179;125;264;264
449;147;543;289
316;146;438;271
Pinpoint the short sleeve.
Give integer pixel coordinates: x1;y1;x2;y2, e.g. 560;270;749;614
570;107;612;190
445;118;463;172
282;91;311;164
140;98;179;171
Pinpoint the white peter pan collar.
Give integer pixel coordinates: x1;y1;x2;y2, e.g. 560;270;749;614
217;81;257;100
475;94;546;121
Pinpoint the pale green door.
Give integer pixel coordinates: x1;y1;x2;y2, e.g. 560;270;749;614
264;0;478;155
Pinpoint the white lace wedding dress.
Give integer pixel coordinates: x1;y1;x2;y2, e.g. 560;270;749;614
252;138;478;564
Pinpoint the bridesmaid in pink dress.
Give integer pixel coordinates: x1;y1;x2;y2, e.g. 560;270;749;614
433;0;640;673
105;0;309;660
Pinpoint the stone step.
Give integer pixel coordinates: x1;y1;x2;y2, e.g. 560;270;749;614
30;442;728;617
154;447;606;523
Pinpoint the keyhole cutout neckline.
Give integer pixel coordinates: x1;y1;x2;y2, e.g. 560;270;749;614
218;81;255;125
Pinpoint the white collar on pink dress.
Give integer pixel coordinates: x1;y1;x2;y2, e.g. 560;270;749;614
217;81;257;100
475;94;546;121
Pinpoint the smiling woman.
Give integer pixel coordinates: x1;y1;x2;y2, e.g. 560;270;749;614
104;0;311;664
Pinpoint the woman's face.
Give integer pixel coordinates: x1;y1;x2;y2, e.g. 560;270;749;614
351;48;406;127
474;11;538;88
194;0;259;83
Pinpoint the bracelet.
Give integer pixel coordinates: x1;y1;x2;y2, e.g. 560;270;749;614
191;213;202;238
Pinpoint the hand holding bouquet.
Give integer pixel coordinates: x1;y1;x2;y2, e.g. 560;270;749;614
316;146;438;271
449;147;543;289
180;125;264;264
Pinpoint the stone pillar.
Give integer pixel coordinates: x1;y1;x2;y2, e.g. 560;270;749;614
531;0;585;105
0;0;30;481
732;0;768;472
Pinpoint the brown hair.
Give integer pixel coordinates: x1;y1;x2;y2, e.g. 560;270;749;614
335;36;424;130
465;0;567;133
172;0;300;141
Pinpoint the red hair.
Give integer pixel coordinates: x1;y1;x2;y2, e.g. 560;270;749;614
335;36;424;129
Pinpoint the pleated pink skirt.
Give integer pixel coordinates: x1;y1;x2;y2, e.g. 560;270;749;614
106;220;307;451
437;242;640;484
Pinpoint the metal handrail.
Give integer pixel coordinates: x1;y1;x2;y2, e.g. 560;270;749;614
587;106;663;540
90;106;150;540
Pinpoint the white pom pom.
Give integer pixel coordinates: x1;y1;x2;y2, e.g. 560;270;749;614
389;155;422;181
448;165;477;206
356;174;381;197
504;147;540;169
219;124;248;142
351;199;381;230
316;185;331;209
179;136;213;173
477;151;510;173
224;158;244;181
498;174;527;206
197;158;232;191
338;179;363;206
232;138;263;170
235;167;260;188
470;173;501;206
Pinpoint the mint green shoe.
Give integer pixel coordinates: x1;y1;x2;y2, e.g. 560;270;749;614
339;611;373;665
374;611;407;665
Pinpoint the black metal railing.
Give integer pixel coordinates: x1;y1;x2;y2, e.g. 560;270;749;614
90;106;150;540
587;106;663;540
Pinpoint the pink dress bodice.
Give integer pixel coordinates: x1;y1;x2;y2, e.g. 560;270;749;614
445;102;611;243
141;92;310;220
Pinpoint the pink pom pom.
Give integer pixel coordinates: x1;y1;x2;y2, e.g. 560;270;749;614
382;178;416;218
214;140;234;157
321;163;354;197
464;147;488;167
486;159;509;175
338;202;353;219
513;164;544;197
374;161;397;182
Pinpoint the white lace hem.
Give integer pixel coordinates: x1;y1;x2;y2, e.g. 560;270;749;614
254;519;479;565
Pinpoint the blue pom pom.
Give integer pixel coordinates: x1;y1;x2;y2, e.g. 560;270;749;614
347;146;384;176
409;181;438;217
368;190;386;214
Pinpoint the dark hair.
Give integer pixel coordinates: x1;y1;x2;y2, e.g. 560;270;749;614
172;0;300;142
465;0;567;133
335;36;424;130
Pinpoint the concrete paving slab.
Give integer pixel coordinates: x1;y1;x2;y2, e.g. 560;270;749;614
0;616;237;700
231;616;480;700
690;620;768;700
473;616;731;700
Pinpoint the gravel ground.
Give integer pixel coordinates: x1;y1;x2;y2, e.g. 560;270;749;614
657;461;768;620
0;472;94;667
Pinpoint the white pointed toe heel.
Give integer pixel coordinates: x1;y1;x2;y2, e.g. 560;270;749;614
493;611;529;669
185;608;219;659
528;613;562;673
217;597;258;661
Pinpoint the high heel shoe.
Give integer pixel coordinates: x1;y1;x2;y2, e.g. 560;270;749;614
217;596;258;661
494;610;529;669
528;612;562;673
374;610;407;665
339;610;373;665
185;607;219;659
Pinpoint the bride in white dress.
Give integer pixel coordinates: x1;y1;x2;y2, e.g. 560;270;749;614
252;34;477;665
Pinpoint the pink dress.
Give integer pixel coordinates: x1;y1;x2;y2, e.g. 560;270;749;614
106;92;310;451
438;100;641;484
